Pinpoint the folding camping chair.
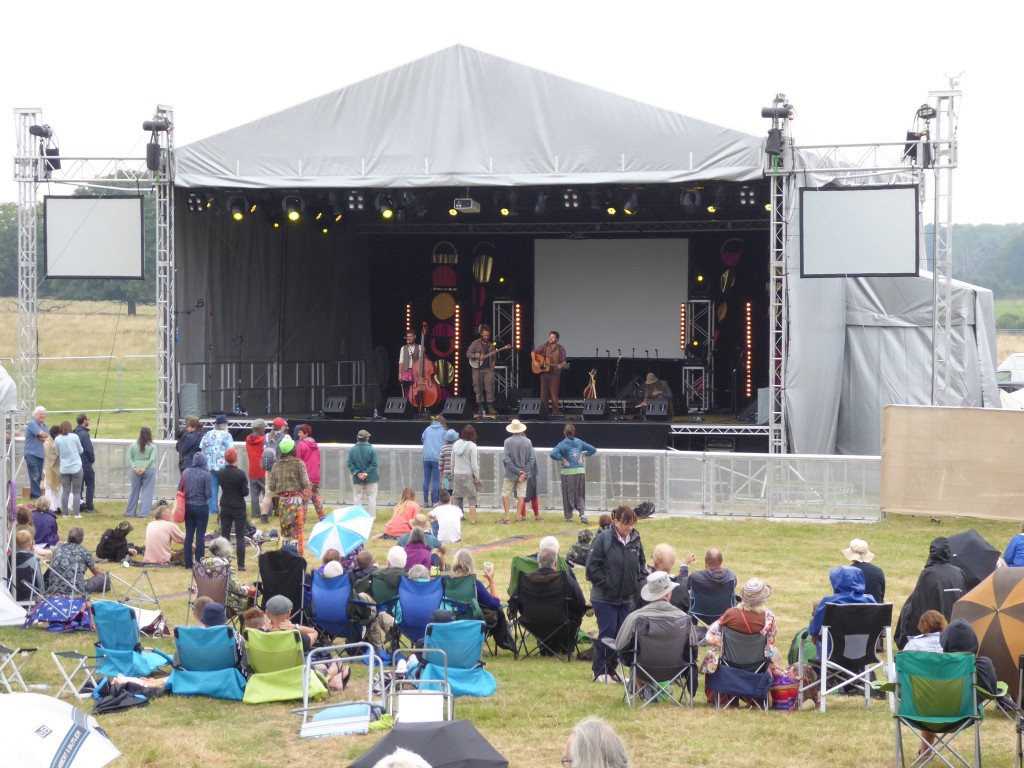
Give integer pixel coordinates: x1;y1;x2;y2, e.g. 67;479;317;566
798;602;893;712
508;569;582;662
879;650;1007;768
257;547;307;622
0;645;37;693
106;569;166;637
612;612;696;708
441;574;484;622
310;571;365;644
14;549;45;608
51;650;99;700
92;600;173;678
395;576;444;649
704;627;772;710
29;560;95;629
387;650;454;724
689;577;737;630
418;620;495;698
293;641;384;738
186;561;235;627
506;554;573;597
242;628;327;704
165;625;247;701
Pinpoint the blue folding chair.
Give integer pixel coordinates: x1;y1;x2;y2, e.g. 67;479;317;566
418;619;496;698
92;600;172;678
166;625;247;701
396;576;444;648
310;571;365;643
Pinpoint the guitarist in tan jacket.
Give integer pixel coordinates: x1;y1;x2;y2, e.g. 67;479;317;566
466;324;506;417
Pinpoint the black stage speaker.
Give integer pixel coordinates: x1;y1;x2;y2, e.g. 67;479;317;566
518;398;544;419
384;397;411;419
643;401;670;421
442;397;470;418
582;398;609;421
508;387;533;410
323;395;351;419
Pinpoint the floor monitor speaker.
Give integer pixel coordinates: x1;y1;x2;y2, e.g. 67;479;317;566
323;395;351;419
582;398;609;421
644;401;670;422
442;397;470;418
518;398;544;419
384;397;411;419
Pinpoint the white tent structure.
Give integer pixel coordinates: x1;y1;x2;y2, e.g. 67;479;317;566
172;45;998;455
1;363;18;596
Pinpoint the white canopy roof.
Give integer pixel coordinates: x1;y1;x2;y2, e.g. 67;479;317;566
174;45;765;190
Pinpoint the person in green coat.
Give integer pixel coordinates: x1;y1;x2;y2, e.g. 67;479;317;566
125;426;157;518
347;429;379;517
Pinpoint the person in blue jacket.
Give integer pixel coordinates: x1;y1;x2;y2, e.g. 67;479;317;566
1003;521;1024;567
809;565;877;642
549;423;597;523
421;416;446;506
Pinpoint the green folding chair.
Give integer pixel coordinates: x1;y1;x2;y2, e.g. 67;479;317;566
506;554;571;597
442;574;483;621
242;629;327;704
877;651;1007;768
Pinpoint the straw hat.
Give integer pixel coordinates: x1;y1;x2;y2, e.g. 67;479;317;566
842;538;875;563
506;419;527;434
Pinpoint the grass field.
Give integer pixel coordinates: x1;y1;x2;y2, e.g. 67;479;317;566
2;508;1020;767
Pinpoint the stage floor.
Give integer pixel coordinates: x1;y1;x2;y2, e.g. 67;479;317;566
214;411;767;451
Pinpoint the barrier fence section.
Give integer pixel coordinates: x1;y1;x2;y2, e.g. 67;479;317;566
12;439;882;520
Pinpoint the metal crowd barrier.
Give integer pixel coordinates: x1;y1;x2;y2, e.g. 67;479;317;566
11;438;882;520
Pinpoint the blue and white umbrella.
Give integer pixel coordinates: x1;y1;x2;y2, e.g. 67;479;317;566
307;505;375;557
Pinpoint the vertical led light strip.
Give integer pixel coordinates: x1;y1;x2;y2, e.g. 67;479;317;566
453;304;461;396
514;303;522;349
679;303;686;350
404;304;411;333
745;302;753;399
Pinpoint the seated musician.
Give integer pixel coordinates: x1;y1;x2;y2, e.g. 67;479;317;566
638;372;674;418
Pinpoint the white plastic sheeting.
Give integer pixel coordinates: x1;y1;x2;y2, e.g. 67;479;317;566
174;45;765;190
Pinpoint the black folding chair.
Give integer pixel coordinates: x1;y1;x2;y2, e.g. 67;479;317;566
614;612;696;708
705;627;771;710
508;570;583;662
689;578;736;630
257;548;307;622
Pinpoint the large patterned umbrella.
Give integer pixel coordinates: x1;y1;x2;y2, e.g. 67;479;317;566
306;505;374;558
951;566;1024;688
0;693;121;767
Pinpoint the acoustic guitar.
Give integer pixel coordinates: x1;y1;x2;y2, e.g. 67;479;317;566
468;344;511;369
531;351;570;375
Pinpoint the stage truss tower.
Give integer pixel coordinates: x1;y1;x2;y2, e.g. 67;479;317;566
492;300;520;398
12;105;175;436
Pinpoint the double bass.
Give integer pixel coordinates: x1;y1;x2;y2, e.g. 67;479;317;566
407;321;440;410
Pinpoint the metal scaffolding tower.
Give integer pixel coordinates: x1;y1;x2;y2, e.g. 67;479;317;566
492;300;519;397
12;105;174;434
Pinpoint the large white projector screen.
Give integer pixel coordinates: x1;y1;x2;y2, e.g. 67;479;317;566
800;185;918;278
534;239;688;357
44;195;145;279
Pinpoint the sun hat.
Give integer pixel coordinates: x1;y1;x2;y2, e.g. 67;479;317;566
252;418;267;431
740;577;772;605
444;428;459;442
278;436;295;454
265;594;293;617
645;373;658;385
640;571;676;602
214;413;228;424
357;429;371;440
842;538;875;563
412;514;430;529
200;602;227;627
272;417;287;428
506;419;527;434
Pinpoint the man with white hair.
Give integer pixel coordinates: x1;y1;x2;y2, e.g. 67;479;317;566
24;406;49;500
371;748;432;768
354;546;407;647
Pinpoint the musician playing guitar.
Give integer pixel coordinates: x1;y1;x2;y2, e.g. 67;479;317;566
466;324;508;417
531;330;567;417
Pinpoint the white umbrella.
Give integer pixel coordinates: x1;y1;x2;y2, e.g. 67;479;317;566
306;505;375;557
0;693;121;767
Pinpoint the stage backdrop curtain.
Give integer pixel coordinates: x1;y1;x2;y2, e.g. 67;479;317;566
175;196;374;414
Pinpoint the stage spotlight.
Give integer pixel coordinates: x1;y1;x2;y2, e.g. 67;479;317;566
738;186;755;206
449;206;459;217
227;196;248;221
764;202;772;212
186;193;204;213
376;193;395;220
497;190;519;217
28;124;53;139
680;190;701;215
282;196;303;222
142;119;171;132
622;191;639;216
562;189;581;209
534;191;548;216
707;186;726;214
765;127;783;157
346;190;366;211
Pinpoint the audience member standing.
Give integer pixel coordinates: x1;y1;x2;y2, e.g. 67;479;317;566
24;405;48;500
267;436;312;554
439;428;458;492
175;417;204;474
501;419;536;523
295;424;324;522
420;416;445;506
451;425;480;524
54;421;84;520
200;414;233;517
73;413;96;513
44;426;61;514
216;447;250;570
245;419;267;523
182;453;213;569
549;423;597;524
347;429;379;518
894;537;966;648
125;426;157;518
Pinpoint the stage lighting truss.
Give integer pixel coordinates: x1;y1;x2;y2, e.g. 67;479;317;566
282;195;304;222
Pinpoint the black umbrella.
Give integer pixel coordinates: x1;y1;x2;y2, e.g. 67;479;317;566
350;721;508;768
948;529;1001;591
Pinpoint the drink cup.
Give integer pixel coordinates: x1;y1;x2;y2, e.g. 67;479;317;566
483;561;494;576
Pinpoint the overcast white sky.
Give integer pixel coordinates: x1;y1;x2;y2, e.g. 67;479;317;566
2;1;1017;225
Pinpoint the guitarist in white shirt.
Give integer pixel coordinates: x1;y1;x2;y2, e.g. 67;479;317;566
466;324;506;417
